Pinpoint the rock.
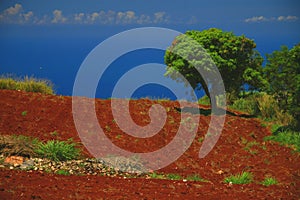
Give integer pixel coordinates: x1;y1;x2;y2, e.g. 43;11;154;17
4;156;24;166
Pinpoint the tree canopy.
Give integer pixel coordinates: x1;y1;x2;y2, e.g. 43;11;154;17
164;28;264;106
264;43;300;130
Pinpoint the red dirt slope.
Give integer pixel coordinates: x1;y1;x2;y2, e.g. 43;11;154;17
0;89;299;199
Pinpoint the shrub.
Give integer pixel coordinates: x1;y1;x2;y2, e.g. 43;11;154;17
0;76;54;95
35;139;81;161
230;95;259;115
224;171;253;184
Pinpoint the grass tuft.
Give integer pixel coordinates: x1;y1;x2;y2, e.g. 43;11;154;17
0;75;54;95
35;139;81;161
224;171;253;184
261;176;278;186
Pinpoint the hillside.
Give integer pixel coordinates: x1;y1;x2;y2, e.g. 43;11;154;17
0;89;299;199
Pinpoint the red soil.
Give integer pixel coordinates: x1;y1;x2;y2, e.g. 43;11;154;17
0;89;299;199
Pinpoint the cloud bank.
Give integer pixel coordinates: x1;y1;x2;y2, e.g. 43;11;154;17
0;3;170;25
245;15;298;23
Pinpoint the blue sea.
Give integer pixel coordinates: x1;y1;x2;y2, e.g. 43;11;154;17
0;25;299;100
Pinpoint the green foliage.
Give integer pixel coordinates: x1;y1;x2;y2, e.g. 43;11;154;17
224;172;253;184
261;176;278;186
263;44;300;130
264;130;300;152
198;95;211;105
186;174;207;182
148;172;165;179
164;28;264;106
167;173;182;180
35;139;81;161
21;111;28;116
229;92;294;125
56;169;70;176
0;76;54;95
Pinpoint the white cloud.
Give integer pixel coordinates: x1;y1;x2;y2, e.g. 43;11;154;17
5;3;22;15
244;16;268;23
23;11;33;21
278;15;298;21
0;4;170;25
51;10;67;23
153;12;168;23
74;13;84;22
245;15;299;23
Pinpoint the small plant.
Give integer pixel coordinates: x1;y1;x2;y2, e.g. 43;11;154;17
35;139;81;161
149;172;165;179
50;131;59;136
186;174;207;182
115;134;122;139
21;111;28;116
224;171;253;184
261;176;278;186
198;136;204;143
167;173;182;180
105;125;111;132
56;169;70;176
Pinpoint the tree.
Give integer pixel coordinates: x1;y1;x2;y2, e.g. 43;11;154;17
264;43;300;130
164;28;264;107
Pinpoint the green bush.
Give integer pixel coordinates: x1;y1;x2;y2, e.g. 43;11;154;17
35;139;81;161
230;95;259;115
224;171;253;184
0;76;54;94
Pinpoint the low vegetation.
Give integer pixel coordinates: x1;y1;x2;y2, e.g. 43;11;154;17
261;176;278;186
0;76;54;95
224;172;253;184
35;139;81;161
0;135;81;161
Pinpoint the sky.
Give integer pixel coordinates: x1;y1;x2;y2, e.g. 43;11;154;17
0;0;299;97
0;0;299;37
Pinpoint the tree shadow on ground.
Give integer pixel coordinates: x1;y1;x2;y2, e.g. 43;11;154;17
175;107;256;118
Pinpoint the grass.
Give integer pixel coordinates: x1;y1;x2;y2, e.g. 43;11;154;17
264;130;300;152
149;172;165;179
167;173;182;180
261;176;278;186
21;111;28;116
186;174;207;182
35;139;81;161
56;169;71;176
224;171;253;184
0;75;54;95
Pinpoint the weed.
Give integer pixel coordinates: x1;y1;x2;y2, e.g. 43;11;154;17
56;169;70;176
50;131;59;136
115;134;122;139
261;176;278;186
198;136;204;143
21;111;28;116
35;139;81;161
186;174;207;182
224;171;253;184
105;125;111;132
167;173;182;180
149;172;165;179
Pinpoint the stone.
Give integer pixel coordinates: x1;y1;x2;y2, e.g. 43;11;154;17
4;156;24;166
